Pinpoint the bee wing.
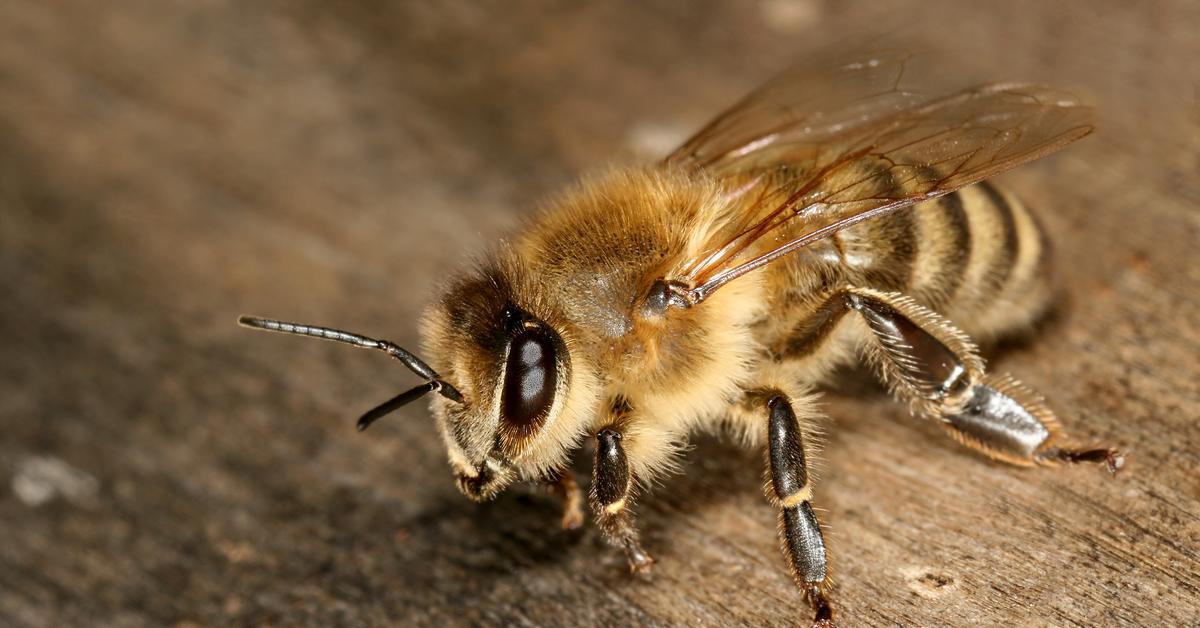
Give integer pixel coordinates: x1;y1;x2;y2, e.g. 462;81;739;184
669;59;1094;303
667;48;941;171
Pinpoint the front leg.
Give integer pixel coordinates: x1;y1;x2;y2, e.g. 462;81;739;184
545;470;585;530
590;429;655;573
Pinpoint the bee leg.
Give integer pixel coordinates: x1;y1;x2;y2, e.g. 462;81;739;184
545;470;585;530
942;375;1124;473
590;429;655;573
764;393;835;627
843;287;1123;473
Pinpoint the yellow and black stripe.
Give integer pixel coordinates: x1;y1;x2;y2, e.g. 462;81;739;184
771;176;1053;357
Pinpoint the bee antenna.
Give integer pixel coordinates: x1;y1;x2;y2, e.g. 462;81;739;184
237;316;463;409
354;381;441;431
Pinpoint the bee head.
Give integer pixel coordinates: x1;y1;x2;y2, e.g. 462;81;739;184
422;264;593;502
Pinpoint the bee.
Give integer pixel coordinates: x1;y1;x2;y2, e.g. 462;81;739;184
239;49;1123;626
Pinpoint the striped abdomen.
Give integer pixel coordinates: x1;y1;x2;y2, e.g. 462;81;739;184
909;181;1052;340
767;180;1054;353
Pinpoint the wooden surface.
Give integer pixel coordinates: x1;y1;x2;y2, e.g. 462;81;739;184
1;2;1197;626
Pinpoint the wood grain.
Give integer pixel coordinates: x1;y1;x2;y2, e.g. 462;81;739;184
1;2;1196;626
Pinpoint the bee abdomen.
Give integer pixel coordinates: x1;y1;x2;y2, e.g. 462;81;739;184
767;179;1053;359
906;180;1053;339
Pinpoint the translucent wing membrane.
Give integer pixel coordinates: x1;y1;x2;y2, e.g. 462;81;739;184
668;49;936;170
667;50;1094;303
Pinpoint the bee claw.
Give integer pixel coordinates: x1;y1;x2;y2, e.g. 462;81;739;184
627;547;656;574
629;559;655;574
1044;446;1126;476
1105;450;1127;476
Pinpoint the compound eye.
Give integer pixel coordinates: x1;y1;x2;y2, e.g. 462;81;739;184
501;326;557;431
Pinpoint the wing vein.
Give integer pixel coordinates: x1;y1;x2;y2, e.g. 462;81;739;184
662;52;1093;304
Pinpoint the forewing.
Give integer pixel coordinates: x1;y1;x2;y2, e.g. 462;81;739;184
667;48;945;171
673;79;1094;302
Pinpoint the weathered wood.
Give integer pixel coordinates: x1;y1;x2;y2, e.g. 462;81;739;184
1;2;1196;626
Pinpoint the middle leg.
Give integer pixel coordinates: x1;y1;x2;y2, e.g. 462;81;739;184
746;389;835;627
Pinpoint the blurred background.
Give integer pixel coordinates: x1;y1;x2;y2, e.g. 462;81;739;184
1;1;1196;626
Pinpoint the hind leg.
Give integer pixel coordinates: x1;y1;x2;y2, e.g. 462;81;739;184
795;286;1123;471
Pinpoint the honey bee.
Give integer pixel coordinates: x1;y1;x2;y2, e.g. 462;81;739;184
239;49;1123;626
